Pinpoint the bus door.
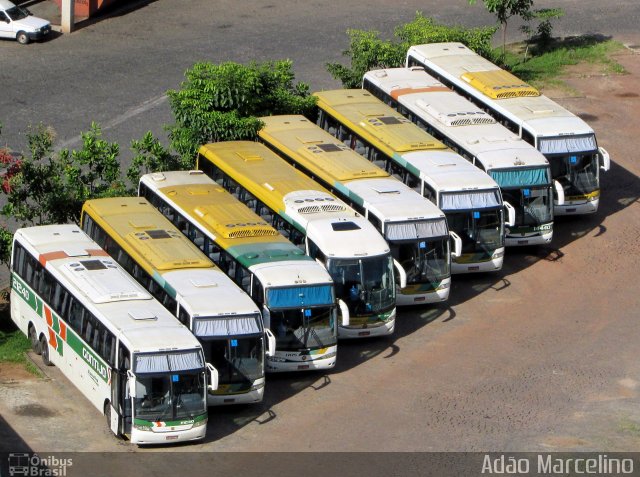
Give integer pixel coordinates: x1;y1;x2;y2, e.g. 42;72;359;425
111;344;132;436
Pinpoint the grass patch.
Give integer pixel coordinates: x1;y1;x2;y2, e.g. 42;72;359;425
0;300;31;366
619;418;640;436
0;325;31;364
500;36;626;88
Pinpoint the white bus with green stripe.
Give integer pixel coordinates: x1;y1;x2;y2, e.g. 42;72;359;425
406;42;610;216
81;197;274;406
10;224;218;445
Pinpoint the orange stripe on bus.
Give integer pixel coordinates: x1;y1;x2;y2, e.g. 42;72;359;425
390;86;450;100
38;248;109;266
44;306;53;327
87;249;110;257
59;321;67;341
48;328;57;349
39;251;68;266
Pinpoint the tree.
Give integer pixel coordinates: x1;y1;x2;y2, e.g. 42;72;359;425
520;8;564;59
469;0;534;58
126;131;185;189
58;122;126;220
1;123;126;228
326;12;497;88
1;124;71;226
167;60;316;163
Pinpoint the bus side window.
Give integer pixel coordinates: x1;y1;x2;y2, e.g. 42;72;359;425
367;212;382;233
67;296;83;334
118;343;130;371
178;306;190;327
422;182;437;203
521;128;535;147
307;238;326;264
251;276;264;305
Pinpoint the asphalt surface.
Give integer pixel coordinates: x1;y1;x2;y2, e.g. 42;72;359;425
1;0;640;160
1;0;640;468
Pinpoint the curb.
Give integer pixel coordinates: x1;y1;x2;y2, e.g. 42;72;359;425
26;350;53;380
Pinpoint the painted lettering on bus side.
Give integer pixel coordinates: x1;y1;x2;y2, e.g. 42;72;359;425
12;274;39;313
82;347;108;383
12;276;31;303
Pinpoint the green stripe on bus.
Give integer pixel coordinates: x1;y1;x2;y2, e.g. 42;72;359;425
12;272;109;384
134;412;207;428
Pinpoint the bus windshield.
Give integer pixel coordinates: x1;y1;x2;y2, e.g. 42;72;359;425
549;152;599;196
328;255;395;315
393;237;450;286
203;335;264;386
502;186;553;226
133;370;206;422
445;208;504;254
270;306;337;351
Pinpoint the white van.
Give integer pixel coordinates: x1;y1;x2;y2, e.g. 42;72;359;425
0;0;50;44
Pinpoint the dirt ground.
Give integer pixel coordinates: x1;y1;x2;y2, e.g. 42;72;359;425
1;44;639;454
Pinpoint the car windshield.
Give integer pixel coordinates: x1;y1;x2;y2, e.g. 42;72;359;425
5;6;29;21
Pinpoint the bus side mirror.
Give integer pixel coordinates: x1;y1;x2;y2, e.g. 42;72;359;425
264;328;276;357
553;180;565;206
392;259;407;289
337;299;350;327
127;370;137;398
599;147;610;172
206;363;219;392
503;201;516;227
449;231;462;259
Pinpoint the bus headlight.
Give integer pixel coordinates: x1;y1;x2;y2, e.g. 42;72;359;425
192;418;208;428
493;250;505;259
250;382;265;392
437;281;450;291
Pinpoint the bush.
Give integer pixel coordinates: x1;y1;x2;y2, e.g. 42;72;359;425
327;12;498;88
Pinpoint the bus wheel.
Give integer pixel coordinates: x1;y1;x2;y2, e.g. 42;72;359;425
104;403;112;430
29;325;41;355
40;335;53;366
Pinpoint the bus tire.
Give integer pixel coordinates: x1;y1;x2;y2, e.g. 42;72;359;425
29;325;41;355
40;335;53;366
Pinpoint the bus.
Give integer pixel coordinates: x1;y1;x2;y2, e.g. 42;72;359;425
258;114;460;301
81;197;275;405
406;42;611;215
361;67;559;247
195;142;402;339
10;224;217;444
139;170;344;371
312;94;526;267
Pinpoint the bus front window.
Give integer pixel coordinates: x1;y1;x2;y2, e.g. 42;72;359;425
270;306;337;351
549;153;599;196
522;187;553;225
203;336;264;388
328;255;395;315
502;187;552;227
134;371;206;422
445;209;504;255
